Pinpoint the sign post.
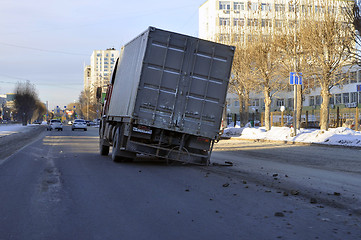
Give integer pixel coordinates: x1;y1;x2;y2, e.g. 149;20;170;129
290;72;302;136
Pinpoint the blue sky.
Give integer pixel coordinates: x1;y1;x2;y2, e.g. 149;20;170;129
0;0;206;109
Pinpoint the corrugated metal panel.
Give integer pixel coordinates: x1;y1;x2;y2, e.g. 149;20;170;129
108;30;149;117
133;28;234;139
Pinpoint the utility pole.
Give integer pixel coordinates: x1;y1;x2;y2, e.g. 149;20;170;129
293;0;298;136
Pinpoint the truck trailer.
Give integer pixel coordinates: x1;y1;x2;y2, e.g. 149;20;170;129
99;27;234;165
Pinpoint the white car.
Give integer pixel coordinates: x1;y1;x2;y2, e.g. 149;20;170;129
47;119;63;131
72;119;87;131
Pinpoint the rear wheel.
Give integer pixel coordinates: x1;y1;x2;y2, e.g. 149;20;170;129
99;139;110;156
111;129;122;162
111;125;135;162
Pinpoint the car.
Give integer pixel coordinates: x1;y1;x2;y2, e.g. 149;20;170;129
68;120;73;125
47;119;63;131
72;119;87;131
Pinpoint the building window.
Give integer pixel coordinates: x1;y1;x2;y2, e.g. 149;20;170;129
247;18;258;27
351;92;358;103
234;18;245;26
309;96;315;106
219;34;230;42
335;94;342;104
234;2;244;11
275;4;285;12
276;99;284;107
261;3;271;11
97;54;101;57
261;19;272;27
219;17;230;26
219;1;230;10
343;93;349;104
350;71;357;83
275;20;284;28
301;5;311;13
248;3;258;11
234;100;239;107
247;34;258;42
251;99;260;106
315;95;322;105
289;4;299;12
359;92;361;103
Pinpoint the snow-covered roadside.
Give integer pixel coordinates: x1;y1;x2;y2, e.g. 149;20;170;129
0;123;45;137
223;125;361;147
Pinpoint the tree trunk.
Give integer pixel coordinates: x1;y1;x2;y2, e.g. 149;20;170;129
296;84;303;129
320;88;330;131
243;90;250;126
238;94;245;127
264;87;272;131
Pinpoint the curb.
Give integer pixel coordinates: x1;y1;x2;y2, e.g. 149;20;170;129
222;137;361;150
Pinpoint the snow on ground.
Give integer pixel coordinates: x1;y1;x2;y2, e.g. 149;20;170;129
223;124;361;147
1;122;361;147
0;123;46;137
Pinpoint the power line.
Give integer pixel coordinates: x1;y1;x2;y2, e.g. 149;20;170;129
0;42;89;56
0;75;82;90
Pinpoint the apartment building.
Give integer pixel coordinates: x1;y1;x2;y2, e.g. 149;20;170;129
86;48;120;103
199;0;347;43
199;0;359;115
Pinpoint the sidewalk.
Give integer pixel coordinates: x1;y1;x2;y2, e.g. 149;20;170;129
0;124;45;161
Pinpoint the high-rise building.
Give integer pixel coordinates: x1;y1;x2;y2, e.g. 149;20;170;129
199;0;347;43
86;48;120;103
84;65;91;91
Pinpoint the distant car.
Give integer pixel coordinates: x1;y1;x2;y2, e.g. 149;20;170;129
33;120;42;124
68;121;73;125
47;119;63;131
72;119;87;131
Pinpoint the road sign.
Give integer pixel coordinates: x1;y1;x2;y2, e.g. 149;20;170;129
290;72;303;85
357;85;361;92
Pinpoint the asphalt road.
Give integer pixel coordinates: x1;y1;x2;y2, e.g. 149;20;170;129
0;127;360;240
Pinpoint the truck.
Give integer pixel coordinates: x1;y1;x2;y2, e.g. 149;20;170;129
99;27;234;165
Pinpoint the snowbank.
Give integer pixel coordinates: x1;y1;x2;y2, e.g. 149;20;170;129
0;124;41;137
223;126;361;147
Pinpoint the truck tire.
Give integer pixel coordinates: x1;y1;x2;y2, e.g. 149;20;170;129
112;128;122;162
112;125;135;162
99;139;109;156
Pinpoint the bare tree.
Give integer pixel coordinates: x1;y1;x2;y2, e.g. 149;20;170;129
230;43;257;126
78;89;98;120
248;34;288;131
31;101;47;122
14;81;39;125
300;0;355;130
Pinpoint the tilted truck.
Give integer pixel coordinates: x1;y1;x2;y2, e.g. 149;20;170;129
99;27;234;165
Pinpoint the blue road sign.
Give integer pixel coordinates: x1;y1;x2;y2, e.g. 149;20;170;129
290;72;303;85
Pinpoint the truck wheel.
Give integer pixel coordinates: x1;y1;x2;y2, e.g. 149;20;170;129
111;128;122;162
99;139;109;156
112;125;135;162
